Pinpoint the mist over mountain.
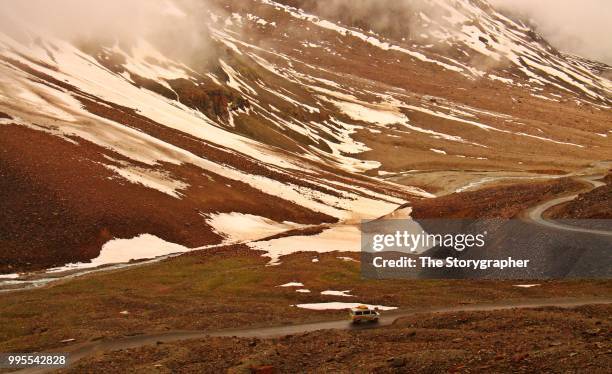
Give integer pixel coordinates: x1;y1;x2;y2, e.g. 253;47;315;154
0;0;222;64
491;0;612;64
0;0;610;273
0;3;610;372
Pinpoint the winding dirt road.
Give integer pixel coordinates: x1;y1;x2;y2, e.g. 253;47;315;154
3;167;609;293
16;297;612;374
524;174;612;236
10;168;612;373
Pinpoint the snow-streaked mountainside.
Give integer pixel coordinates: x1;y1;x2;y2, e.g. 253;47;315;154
0;0;611;271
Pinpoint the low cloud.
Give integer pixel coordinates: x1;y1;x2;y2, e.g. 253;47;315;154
491;0;612;64
0;0;221;64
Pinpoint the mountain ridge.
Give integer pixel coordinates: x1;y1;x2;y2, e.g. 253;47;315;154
0;0;610;272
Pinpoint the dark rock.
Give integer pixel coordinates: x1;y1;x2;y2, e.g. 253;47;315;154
585;328;601;336
250;365;276;374
389;357;406;367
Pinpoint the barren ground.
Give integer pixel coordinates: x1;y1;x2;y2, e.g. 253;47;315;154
546;173;612;219
60;304;611;373
1;245;610;356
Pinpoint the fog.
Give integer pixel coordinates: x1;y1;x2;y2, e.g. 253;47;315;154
0;0;220;63
491;0;612;64
290;0;433;40
1;0;609;65
312;0;428;39
295;0;612;64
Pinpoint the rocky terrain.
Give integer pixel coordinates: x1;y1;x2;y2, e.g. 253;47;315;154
547;173;612;219
1;0;611;274
0;1;610;372
2;243;610;354
61;304;611;373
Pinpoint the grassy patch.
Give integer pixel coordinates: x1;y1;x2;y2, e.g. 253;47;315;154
1;246;610;353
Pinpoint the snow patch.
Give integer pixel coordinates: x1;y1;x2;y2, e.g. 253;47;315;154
513;284;541;288
249;225;362;265
104;164;188;199
49;234;191;272
294;302;397;311
331;100;406;126
430;148;447;155
321;290;354;297
278;282;304;287
205;212;306;243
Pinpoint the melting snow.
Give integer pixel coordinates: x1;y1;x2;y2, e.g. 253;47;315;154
515;132;583;148
294;302;397;311
489;74;514;84
120;40;190;84
249;225;362;265
278;282;304;287
332;100;406;126
205;212;306;243
321;290;354;297
219;59;257;95
327;96;475;146
0;44;406;220
49;234;191;272
104;164;189;199
513;284;541;288
260;0;465;74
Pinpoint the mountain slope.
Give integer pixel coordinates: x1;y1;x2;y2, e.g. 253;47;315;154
0;0;610;272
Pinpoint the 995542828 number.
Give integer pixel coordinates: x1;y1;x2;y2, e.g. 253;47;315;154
0;353;68;368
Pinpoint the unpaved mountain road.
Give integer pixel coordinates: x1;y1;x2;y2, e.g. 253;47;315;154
3;166;609;293
7;168;611;373
524;174;612;236
15;297;612;374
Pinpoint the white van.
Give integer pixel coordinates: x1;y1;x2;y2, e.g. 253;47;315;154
349;305;380;323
